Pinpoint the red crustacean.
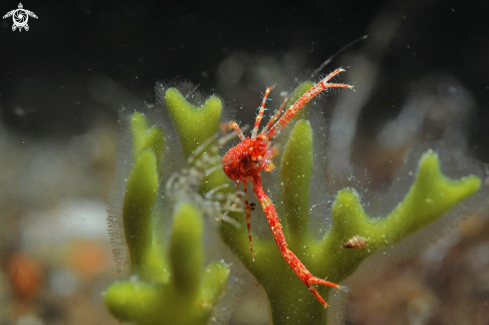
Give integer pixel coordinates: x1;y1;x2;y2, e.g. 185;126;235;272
221;68;353;307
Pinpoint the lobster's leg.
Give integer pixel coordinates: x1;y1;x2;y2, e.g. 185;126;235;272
252;174;341;307
251;85;274;138
222;121;245;140
266;68;353;139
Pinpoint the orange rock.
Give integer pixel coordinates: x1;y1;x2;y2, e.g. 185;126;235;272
8;253;43;301
69;240;109;280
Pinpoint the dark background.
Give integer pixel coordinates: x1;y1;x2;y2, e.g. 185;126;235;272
1;0;488;160
1;1;489;324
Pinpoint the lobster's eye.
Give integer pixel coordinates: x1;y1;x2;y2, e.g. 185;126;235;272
252;155;263;164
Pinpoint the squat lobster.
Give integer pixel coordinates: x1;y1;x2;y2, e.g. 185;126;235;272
221;68;353;307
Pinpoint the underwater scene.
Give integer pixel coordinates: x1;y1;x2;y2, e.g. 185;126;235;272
1;1;489;324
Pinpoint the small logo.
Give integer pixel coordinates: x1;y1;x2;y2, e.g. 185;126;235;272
3;3;37;32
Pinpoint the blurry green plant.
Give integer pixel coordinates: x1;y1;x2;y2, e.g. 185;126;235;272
105;112;229;325
105;83;481;325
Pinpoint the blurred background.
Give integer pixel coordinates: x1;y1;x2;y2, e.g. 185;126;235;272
1;0;488;324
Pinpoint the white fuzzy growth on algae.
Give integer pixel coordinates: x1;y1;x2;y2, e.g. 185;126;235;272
165;131;243;229
106;97;151;274
106;80;246;273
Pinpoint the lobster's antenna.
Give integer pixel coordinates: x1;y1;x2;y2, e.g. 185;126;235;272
310;34;369;79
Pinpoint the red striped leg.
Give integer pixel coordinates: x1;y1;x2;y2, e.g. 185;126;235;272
251;85;274;139
266;68;353;139
262;95;288;134
252;174;341;307
221;121;245;141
